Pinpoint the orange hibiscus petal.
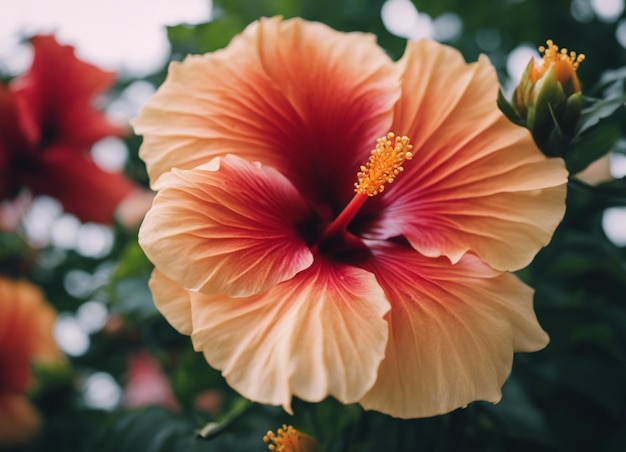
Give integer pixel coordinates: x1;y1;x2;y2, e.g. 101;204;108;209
0;279;61;392
0;393;40;447
0;278;60;446
0;291;32;393
359;244;548;418
148;270;192;335
365;40;567;271
139;154;314;297
133;16;399;211
189;257;390;413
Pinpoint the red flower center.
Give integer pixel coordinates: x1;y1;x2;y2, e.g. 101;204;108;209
310;132;412;258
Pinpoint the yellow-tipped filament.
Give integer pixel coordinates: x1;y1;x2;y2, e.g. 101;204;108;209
539;39;585;71
314;132;414;249
263;424;319;452
355;132;413;197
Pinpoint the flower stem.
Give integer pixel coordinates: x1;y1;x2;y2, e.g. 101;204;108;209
318;192;368;244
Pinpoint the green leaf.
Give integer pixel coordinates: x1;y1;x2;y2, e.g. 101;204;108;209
197;398;252;439
113;241;152;280
194;15;248;53
112;275;157;321
564;93;626;174
568;176;626;206
293;397;362;448
481;376;554;446
32;361;73;393
0;231;29;275
532;356;626;418
566;119;621;174
110;241;157;321
591;65;626;95
576;94;626;136
93;407;203;452
171;347;233;409
213;0;303;24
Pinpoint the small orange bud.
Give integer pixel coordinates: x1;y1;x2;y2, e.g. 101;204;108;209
263;424;320;452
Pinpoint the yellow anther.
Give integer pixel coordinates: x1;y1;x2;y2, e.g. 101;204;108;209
539;39;585;71
263;424;319;452
354;132;413;197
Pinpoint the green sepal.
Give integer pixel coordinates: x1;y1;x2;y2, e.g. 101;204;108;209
497;87;525;126
511;59;534;117
561;92;583;134
529;65;567;132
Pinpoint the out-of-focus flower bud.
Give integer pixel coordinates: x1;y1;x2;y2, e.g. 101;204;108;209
122;351;179;411
0;278;63;447
511;40;585;155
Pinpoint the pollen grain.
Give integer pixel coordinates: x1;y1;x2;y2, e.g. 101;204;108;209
263;424;317;451
355;132;413;197
539;39;585;71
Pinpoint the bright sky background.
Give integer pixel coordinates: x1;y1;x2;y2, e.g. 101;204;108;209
2;0;624;78
0;0;212;76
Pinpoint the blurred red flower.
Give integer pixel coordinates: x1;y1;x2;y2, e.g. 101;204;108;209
0;35;137;224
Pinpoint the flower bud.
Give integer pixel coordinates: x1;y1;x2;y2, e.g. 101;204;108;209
263;424;320;452
511;40;585;155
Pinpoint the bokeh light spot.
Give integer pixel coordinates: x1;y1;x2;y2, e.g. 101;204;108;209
506;45;539;82
76;300;109;334
571;0;596;22
610;152;626;177
603;207;626;246
616;19;626;47
54;314;90;357
591;0;625;22
106;80;156;124
475;28;502;52
381;0;420;37
91;137;129;173
51;214;81;250
83;372;122;410
433;13;463;42
22;196;63;247
76;223;114;258
64;269;93;299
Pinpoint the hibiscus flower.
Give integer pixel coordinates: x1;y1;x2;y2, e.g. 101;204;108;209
0;35;140;225
0;278;62;446
133;17;568;418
